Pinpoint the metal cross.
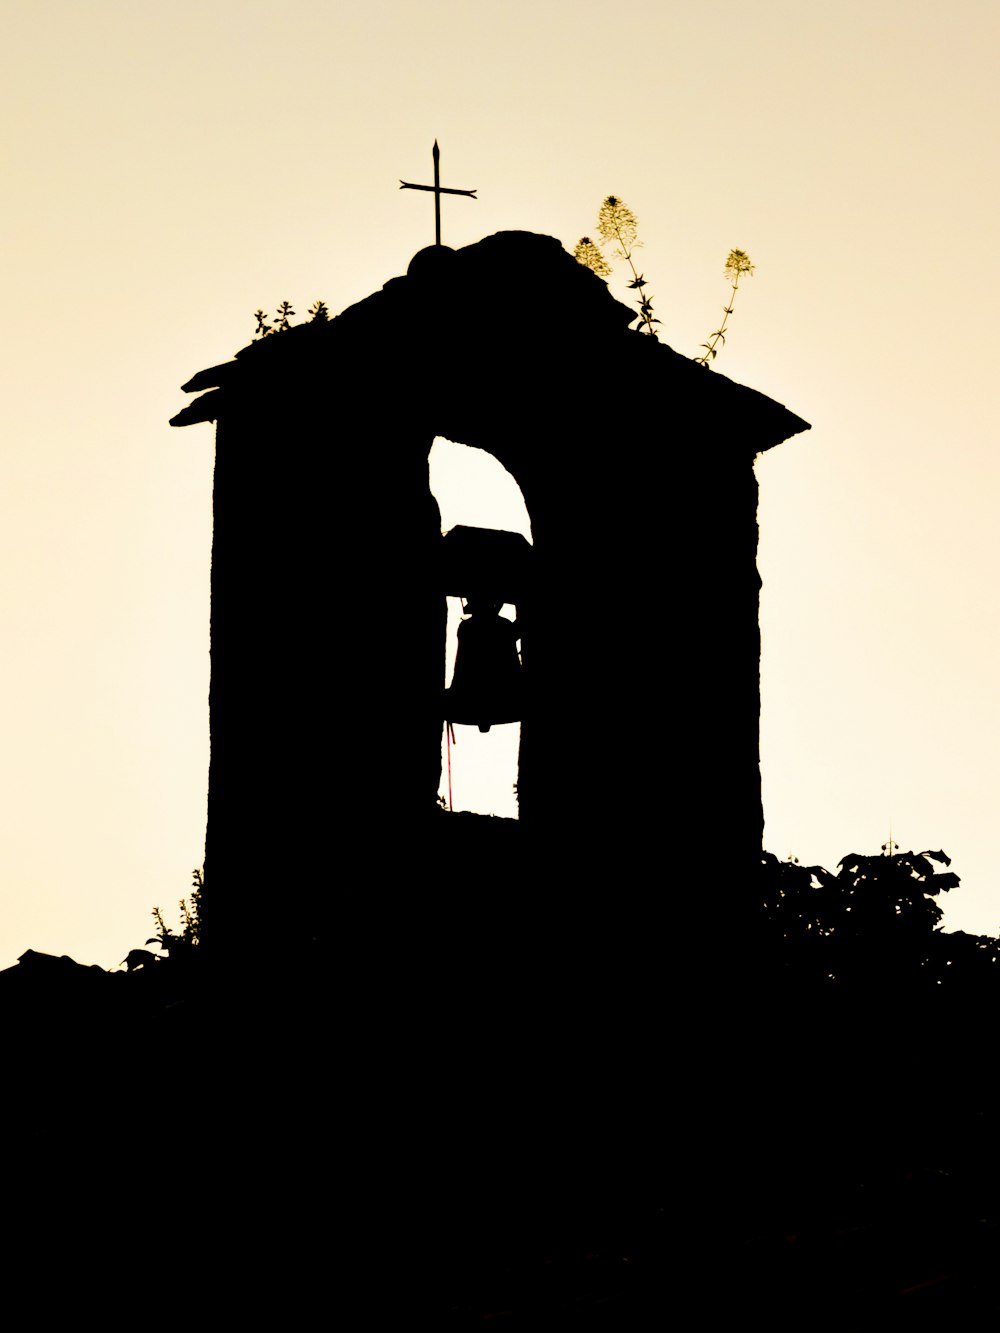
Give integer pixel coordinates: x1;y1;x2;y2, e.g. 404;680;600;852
400;141;477;246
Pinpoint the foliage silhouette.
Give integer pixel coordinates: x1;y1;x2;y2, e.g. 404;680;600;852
755;845;1000;996
147;868;203;963
253;298;330;339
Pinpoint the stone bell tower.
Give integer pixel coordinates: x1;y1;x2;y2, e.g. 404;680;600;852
171;231;808;948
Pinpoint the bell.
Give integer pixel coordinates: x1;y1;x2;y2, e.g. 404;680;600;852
445;599;522;733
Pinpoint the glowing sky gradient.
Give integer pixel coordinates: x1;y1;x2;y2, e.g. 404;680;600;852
4;0;1000;969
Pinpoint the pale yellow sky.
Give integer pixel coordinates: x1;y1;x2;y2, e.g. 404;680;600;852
4;0;1000;968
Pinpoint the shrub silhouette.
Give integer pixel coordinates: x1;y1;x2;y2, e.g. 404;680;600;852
755;846;1000;996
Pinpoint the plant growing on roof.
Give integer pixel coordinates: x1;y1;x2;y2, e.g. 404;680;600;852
574;195;659;338
573;200;756;365
253;298;331;338
148;868;203;959
696;249;755;365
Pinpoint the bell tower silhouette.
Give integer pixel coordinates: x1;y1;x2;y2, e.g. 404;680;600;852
172;230;808;948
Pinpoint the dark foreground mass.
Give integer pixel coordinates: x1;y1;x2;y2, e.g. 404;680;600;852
4;825;999;1324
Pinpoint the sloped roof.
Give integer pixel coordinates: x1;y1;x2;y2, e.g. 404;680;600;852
171;231;809;455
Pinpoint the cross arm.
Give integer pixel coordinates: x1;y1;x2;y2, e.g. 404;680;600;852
400;181;477;198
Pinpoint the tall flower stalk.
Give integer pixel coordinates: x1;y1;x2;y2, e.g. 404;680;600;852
573;200;757;365
574;196;659;337
696;249;754;365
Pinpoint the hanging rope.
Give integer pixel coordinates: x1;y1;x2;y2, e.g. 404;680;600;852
442;598;463;813
445;719;456;811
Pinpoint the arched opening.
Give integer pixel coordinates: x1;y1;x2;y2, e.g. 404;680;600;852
429;438;532;818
